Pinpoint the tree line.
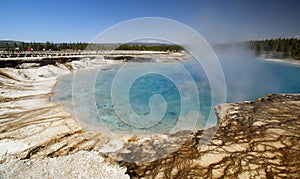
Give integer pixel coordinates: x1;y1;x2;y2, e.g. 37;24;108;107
3;41;89;51
115;44;183;52
2;41;183;52
249;38;300;60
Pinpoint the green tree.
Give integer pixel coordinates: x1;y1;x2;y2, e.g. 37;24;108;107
45;41;51;50
5;43;10;51
13;42;18;50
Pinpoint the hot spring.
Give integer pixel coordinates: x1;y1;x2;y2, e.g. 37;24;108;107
51;52;300;136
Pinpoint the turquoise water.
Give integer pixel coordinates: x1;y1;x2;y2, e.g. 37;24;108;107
103;73;182;132
52;54;300;135
93;62;211;134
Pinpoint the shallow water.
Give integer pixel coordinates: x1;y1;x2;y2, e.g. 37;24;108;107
52;53;300;135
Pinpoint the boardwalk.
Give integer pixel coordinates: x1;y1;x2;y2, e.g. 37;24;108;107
0;50;169;68
0;50;168;59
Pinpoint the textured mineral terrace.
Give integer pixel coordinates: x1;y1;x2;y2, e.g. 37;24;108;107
0;55;299;178
121;94;300;178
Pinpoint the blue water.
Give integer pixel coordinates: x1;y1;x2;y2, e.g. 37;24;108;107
52;52;300;135
90;61;211;134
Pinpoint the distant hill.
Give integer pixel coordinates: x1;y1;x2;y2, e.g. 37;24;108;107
0;40;22;48
294;35;300;40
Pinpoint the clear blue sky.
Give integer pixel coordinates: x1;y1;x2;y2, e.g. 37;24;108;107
1;0;299;44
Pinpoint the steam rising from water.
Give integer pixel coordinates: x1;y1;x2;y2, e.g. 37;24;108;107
214;45;300;102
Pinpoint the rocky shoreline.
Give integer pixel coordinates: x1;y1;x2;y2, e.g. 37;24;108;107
0;54;299;178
